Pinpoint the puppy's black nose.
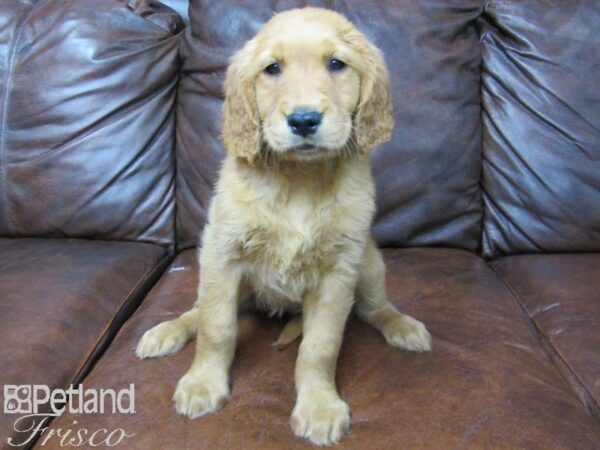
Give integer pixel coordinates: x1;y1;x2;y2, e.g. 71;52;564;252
287;109;322;137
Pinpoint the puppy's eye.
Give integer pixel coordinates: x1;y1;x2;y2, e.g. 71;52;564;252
328;58;346;72
264;63;281;75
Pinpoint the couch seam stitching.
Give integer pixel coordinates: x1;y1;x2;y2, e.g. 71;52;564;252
0;8;32;235
476;1;489;258
68;247;173;386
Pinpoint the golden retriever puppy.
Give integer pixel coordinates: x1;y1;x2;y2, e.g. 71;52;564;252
137;7;431;446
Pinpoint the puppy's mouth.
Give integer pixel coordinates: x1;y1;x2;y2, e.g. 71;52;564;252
290;143;323;153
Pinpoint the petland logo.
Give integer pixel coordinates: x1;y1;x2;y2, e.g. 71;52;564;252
3;384;135;447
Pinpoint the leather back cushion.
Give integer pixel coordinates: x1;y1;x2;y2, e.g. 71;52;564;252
481;0;600;257
175;0;485;251
0;0;183;245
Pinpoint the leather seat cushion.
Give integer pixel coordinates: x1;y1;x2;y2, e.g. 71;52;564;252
37;248;600;449
0;238;170;445
493;254;600;413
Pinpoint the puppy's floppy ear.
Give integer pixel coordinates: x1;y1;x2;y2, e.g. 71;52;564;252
222;38;261;163
352;35;394;154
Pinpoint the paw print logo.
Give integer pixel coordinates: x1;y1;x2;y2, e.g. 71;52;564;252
4;385;32;414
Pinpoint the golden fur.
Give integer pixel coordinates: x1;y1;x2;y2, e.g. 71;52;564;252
137;8;431;446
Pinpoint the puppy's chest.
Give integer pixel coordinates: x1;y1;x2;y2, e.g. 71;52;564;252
238;199;343;301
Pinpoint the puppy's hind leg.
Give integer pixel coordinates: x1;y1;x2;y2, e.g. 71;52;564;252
136;307;199;359
272;315;302;350
355;239;431;352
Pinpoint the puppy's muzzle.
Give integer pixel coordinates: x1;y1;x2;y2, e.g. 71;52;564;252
287;108;322;137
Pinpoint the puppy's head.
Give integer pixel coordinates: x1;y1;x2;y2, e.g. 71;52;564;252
222;8;394;163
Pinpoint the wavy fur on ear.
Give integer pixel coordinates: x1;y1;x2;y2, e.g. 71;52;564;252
350;33;394;154
222;38;261;163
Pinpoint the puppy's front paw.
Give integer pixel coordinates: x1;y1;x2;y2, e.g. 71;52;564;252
383;314;431;352
291;389;350;446
136;320;191;359
173;371;230;419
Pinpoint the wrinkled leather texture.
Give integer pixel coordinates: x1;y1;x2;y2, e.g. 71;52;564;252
0;238;170;446
493;254;600;414
0;0;183;245
480;0;600;257
175;0;484;251
160;0;189;25
39;249;600;449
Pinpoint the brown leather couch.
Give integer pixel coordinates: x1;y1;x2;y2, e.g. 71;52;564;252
1;0;598;448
